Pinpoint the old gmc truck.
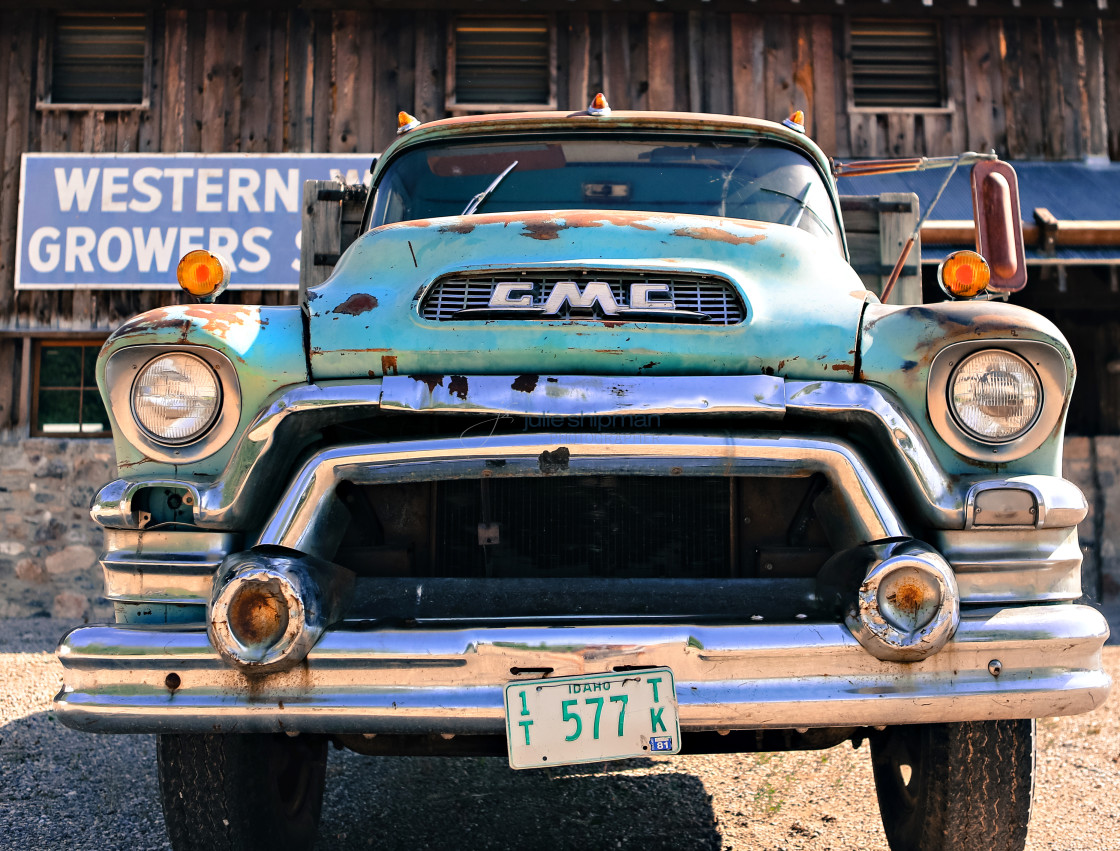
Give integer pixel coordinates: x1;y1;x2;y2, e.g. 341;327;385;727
56;99;1109;851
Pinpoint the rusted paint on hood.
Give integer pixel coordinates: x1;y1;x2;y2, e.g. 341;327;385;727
672;226;767;246
309;210;866;382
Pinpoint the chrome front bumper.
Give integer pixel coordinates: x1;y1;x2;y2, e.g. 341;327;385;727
55;604;1110;735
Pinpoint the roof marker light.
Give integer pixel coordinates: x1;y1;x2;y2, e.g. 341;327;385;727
588;92;611;117
783;110;806;133
397;111;421;135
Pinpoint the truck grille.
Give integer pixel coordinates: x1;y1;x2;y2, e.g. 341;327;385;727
419;270;745;324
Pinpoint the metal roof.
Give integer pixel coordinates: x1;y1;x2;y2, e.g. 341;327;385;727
836;160;1120;264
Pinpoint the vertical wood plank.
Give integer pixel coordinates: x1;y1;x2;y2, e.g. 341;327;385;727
1057;18;1083;158
604;11;631;110
1080;19;1108;159
830;16;851;158
287;10;312;152
687;12;702;113
1039;17;1065;158
626;13;648;111
673;13;690;113
395;14;415;134
703;13;731;115
355;9;377;153
161;9;188;152
332;11;360;153
730;14;765;119
311;11;332;153
1104;20;1120;160
1001;17;1035;159
942;18;968;156
809;15;836;157
763;15;794;123
138;9;165;152
646;13;673;111
791;15;813;126
225;11;245;152
200;10;227;152
373;13;404;154
880;193;921;305
267;12;286;152
961;20;997;155
0;10;32;315
414;12;445;122
887;113;914;158
241;11;272;153
116;110;141;153
587;11;604;99
568;11;590;110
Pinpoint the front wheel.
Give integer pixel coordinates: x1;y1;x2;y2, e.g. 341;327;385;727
157;733;328;851
870;720;1034;851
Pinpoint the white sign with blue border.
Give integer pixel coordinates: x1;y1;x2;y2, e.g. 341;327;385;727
15;153;374;290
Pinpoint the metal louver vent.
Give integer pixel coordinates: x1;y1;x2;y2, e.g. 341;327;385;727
421;270;746;325
50;13;147;105
850;19;944;109
452;16;552;107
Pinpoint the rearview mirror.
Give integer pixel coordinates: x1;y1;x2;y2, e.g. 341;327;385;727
971;161;1027;293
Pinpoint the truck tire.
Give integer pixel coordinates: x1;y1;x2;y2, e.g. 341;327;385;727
157;733;328;851
870;720;1034;851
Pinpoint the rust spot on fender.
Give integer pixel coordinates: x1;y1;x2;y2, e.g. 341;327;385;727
672;226;766;246
522;221;563;240
412;374;445;393
887;579;927;616
438;222;475;235
333;294;379;315
381;355;399;376
638;361;658;372
539;446;570;474
831;363;855;373
512;374;539;393
448;375;469;400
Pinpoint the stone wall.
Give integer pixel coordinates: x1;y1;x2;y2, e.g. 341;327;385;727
0;434;1117;620
0;436;115;621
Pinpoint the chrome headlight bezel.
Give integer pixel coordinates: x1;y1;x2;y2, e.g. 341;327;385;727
927;340;1069;462
104;344;242;463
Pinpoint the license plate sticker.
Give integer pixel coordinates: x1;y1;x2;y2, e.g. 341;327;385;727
503;668;681;770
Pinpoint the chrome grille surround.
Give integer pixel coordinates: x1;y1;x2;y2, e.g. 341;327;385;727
419;269;746;324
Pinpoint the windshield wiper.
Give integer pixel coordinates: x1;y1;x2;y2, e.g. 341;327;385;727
461;160;519;216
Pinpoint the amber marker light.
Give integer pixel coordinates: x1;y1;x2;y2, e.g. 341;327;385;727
587;92;611;117
397;111;421;135
937;249;991;300
176;249;231;302
782;110;806;133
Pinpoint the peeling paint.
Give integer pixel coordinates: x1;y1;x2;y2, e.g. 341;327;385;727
381;355;399;376
413;374;445;393
448;375;469;400
511;374;539;393
672;226;766;246
438;222;476;235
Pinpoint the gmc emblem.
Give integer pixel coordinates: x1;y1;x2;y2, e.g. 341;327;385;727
488;280;676;314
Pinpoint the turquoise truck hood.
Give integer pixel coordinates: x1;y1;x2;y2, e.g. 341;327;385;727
307;211;871;381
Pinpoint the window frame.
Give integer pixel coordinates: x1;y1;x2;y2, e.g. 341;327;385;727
445;13;558;114
30;337;112;439
845;17;953;115
36;11;153;112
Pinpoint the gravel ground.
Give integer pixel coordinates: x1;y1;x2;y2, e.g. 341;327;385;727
2;617;1117;851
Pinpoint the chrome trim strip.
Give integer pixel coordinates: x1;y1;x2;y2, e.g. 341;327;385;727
101;529;241;604
933;526;1083;603
89;377;1080;535
254;433;907;556
54;605;1110;734
380;374;786;418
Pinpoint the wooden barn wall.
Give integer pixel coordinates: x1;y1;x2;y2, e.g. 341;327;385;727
0;9;1118;332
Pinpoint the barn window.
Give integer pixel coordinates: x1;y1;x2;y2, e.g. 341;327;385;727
40;13;150;108
31;340;110;437
848;19;946;110
447;15;556;111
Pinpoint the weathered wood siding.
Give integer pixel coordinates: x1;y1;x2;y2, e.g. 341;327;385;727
0;9;1118;331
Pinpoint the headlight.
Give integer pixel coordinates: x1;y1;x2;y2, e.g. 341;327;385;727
132;353;221;444
949;350;1041;442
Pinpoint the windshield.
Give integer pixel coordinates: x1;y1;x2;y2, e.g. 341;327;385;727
369;135;842;247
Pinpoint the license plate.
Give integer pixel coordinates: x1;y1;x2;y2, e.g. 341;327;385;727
503;668;681;770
